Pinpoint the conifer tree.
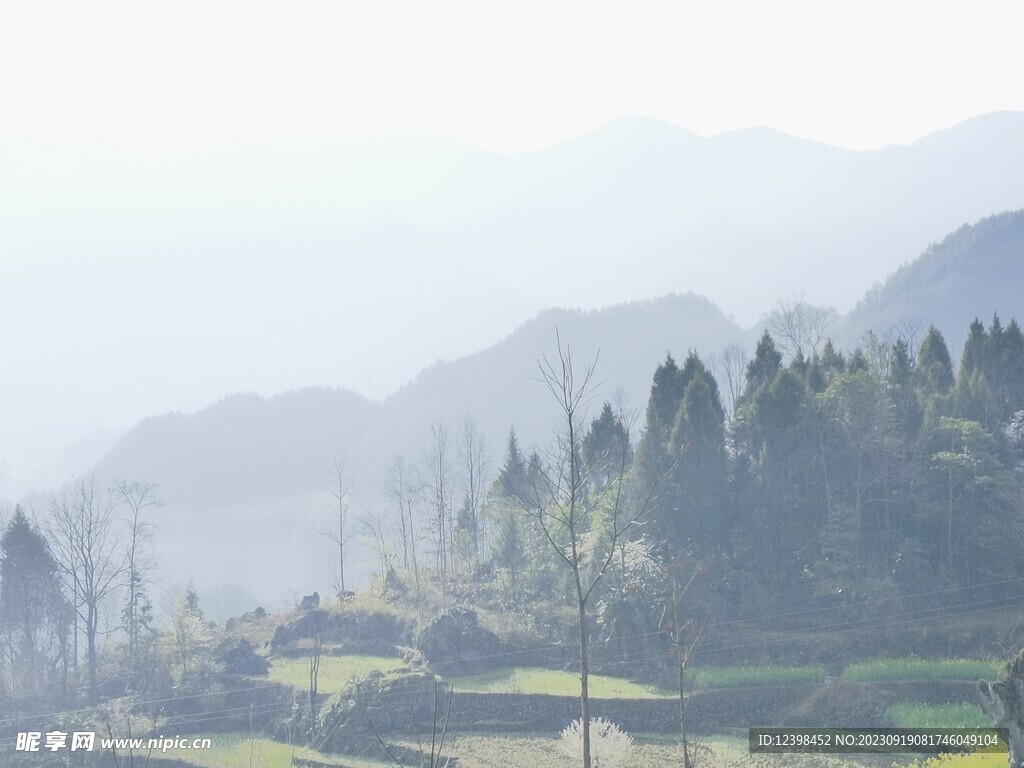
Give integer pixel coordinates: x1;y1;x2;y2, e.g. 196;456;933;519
496;428;528;501
491;428;529;588
819;339;846;383
742;331;783;401
661;365;727;557
959;318;988;384
917;325;955;395
0;507;69;700
888;338;923;447
582;402;632;494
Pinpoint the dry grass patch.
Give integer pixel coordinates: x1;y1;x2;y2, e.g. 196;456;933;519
450;667;672;698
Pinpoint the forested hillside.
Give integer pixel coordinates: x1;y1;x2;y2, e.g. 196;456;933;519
69;211;1024;608
6;311;1023;752
83;293;748;601
7;225;1024;768
843;209;1024;352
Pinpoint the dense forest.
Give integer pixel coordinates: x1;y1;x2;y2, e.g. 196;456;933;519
475;314;1024;667
5;312;1024;767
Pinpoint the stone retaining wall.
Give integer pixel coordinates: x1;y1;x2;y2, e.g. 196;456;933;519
441;680;982;734
445;685;817;734
160;677;296;732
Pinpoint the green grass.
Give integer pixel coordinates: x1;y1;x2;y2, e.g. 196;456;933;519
450;667;673;699
841;658;1001;683
689;663;827;689
885;701;991;728
161;732;391;768
267;654;403;695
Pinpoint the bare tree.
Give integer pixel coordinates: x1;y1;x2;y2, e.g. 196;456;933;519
308;613;325;732
360;510;393;592
765;295;833;360
385;457;423;612
661;565;705;768
47;476;127;698
514;333;664;768
317;460;356;596
112;479;160;691
861;330;893;380
422;423;453;600
712;344;748;421
890;316;925;354
456;415;489;570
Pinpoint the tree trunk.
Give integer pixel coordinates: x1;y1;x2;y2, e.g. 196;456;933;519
87;604;97;699
679;654;691;768
339;517;345;594
577;586;591;768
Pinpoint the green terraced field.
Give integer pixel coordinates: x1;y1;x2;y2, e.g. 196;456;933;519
690;663;827;689
842;658;1001;683
267;654;404;695
884;701;990;728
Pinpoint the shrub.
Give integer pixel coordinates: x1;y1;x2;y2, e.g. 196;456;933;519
559;717;634;767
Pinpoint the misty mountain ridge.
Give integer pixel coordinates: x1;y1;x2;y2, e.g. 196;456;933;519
96;387;379;508
83;291;746;604
75;208;1024;607
95;291;745;505
841;209;1024;352
5;111;1024;482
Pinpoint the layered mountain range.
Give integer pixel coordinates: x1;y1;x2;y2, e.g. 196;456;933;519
6;111;1024;484
75;209;1024;611
8;113;1024;611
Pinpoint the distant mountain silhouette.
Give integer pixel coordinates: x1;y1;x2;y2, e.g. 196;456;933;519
89;293;747;606
840;209;1024;356
86;208;1024;607
96;387;379;507
6;106;1012;608
6;112;1024;483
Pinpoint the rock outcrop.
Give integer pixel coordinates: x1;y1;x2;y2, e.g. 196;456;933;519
416;609;502;676
979;651;1024;768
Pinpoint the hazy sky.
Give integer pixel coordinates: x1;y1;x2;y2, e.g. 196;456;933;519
3;1;1024;497
2;1;1022;152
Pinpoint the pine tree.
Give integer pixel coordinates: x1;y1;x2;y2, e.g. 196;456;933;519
582;402;632;494
984;314;1024;419
743;368;819;603
917;325;954;395
0;507;69;700
635;352;727;559
631;355;688;534
847;348;869;373
661;369;728;557
959;318;988;384
496;428;528;501
742;331;783;401
645;354;686;448
491;428;528;585
888;338;923;446
1000;319;1024;414
819;339;846;383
